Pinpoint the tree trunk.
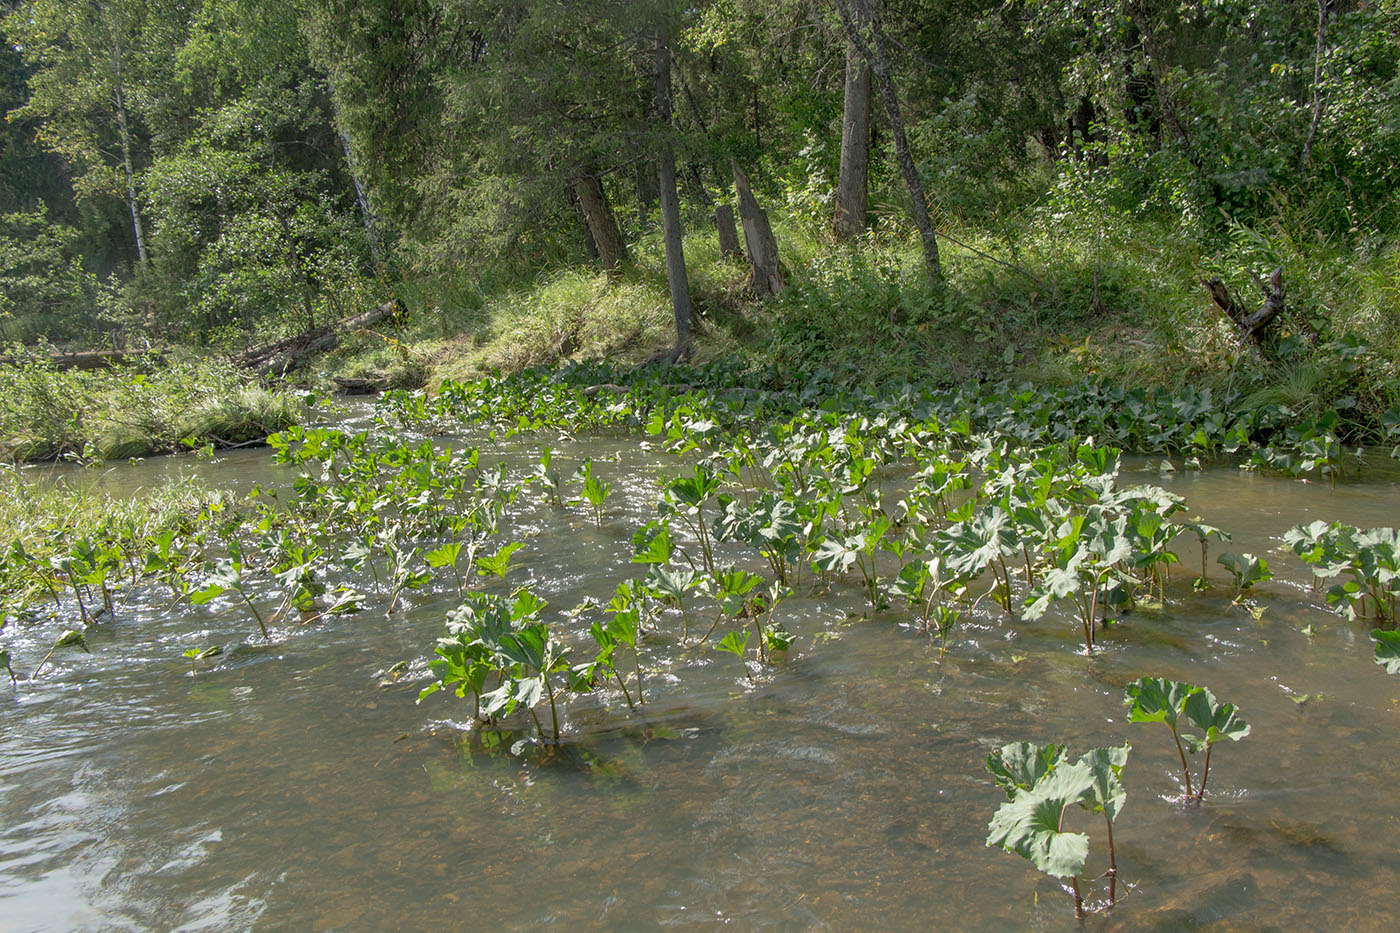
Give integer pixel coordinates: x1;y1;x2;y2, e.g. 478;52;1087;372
834;0;941;285
654;33;692;353
715;204;742;259
111;53;147;272
339;126;382;265
833;36;872;241
570;186;600;260
572;172;628;273
1300;0;1331;172
241;298;405;373
733;161;785;297
1204;267;1285;346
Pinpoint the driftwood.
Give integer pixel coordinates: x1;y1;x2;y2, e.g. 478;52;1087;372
331;375;386;395
240;298;405;373
1203;266;1284;345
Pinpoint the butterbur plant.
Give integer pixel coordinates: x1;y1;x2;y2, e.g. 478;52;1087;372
576;460;611;527
1373;630;1400;674
985;741;1130;918
1122;676;1250;801
1285;522;1398;622
1216;552;1272;601
715;629;752;683
33;628;89;676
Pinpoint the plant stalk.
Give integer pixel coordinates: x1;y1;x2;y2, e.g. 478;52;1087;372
1171;725;1194;797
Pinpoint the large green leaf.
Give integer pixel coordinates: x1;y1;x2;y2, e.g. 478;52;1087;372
1122;676;1196;729
986;761;1096;879
645;564;696;604
986;741;1066;799
631;522;674;564
1077;744;1130;822
1181;688;1251;746
1373;629;1400;675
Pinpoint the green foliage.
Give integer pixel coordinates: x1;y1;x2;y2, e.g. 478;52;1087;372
985;741;1130;915
1123;676;1250;800
0;208;103;342
0;352;301;463
1285;521;1399;621
1216;552;1273;600
1373;629;1400;675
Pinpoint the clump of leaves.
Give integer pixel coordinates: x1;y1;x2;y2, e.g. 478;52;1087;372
1216;552;1272;601
985;741;1130;918
419;590;596;745
1122;676;1250;801
1285;521;1398;621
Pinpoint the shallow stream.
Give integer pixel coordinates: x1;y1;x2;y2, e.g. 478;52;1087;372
3;425;1399;930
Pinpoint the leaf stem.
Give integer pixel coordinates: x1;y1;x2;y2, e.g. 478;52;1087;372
1171;725;1194;798
1104;812;1117;908
1197;742;1213;801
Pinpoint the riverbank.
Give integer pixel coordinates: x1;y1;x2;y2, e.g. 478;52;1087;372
7;209;1399;464
347;212;1400;443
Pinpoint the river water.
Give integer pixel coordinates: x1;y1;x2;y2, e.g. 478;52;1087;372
2;426;1399;930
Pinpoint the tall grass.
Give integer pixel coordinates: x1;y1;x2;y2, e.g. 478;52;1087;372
0;351;302;462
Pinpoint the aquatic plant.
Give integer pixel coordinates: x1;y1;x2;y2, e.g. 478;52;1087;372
575;460;611;527
1373;630;1400;674
1285;521;1398;622
189;551;271;641
1216;552;1272;601
1122;676;1250;801
32;628;89;676
419;590;595;744
985;741;1130;917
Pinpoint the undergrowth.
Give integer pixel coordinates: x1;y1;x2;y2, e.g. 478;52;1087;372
379;198;1399;434
0;349;303;462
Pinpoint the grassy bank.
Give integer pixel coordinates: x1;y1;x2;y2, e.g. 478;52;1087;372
0;349;303;462
9;203;1397;463
366;203;1399;443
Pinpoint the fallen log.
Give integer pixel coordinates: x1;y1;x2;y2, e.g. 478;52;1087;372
583;382;770;399
240;298;405;373
1203;266;1284;345
0;348;168;371
331;375;386;395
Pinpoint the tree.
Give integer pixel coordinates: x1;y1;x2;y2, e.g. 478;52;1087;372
833;0;942;284
832;35;870;240
654;29;693;353
4;0;183;272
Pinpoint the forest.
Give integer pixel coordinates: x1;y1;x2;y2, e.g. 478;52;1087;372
3;1;1400;929
2;0;1397;400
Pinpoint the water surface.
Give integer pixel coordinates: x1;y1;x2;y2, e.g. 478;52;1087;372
3;439;1399;930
